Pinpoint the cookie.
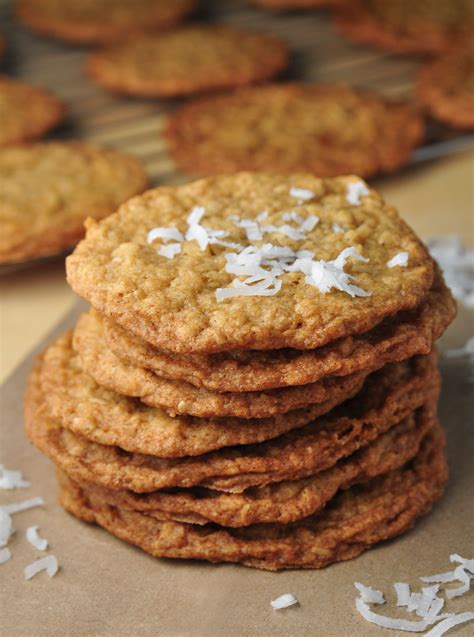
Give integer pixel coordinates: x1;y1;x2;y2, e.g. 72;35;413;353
39;334;361;457
24;352;439;493
73;312;367;419
63;409;435;527
102;270;455;392
334;0;474;55
66;174;434;354
0;142;148;264
417;45;474;130
164;85;424;178
86;26;288;98
0;76;65;148
252;0;338;7
15;0;197;45
58;424;448;571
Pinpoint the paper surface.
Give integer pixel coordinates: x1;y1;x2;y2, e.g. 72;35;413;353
1;302;473;637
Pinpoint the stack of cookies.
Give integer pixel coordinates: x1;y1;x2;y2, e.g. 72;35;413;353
25;173;456;571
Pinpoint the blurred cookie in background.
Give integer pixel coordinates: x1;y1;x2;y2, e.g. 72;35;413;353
15;0;197;45
165;84;424;178
252;0;338;8
86;26;288;98
0;76;65;147
334;0;474;55
417;45;474;130
0;142;148;265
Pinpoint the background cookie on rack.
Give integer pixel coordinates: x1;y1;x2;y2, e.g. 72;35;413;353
15;0;197;44
0;76;65;147
0;142;148;264
164;85;424;178
86;26;288;98
417;45;474;130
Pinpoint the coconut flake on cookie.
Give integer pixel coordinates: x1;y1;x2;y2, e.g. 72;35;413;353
346;180;369;206
387;252;409;268
289;186;315;201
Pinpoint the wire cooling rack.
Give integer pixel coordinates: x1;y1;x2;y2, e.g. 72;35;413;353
1;0;473;187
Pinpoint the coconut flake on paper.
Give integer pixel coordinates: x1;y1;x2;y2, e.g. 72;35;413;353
354;553;474;635
0;465;30;490
271;593;298;610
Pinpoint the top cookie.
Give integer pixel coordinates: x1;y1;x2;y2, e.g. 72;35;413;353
86;26;288;98
66;173;434;354
15;0;196;44
164;84;423;178
0;142;148;264
335;0;474;54
0;76;65;147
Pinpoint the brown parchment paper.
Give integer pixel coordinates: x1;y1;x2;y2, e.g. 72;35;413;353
0;301;473;637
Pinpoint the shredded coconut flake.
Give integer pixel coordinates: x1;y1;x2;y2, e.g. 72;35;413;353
301;215;319;232
26;526;48;551
271;593;298;610
395;582;412;606
346;180;369;206
2;497;44;515
0;509;13;547
333;223;344;233
424;612;474;636
445;566;472;600
147;227;183;244
289;187;314;201
0;547;11;564
354;582;385;604
158;243;182;259
355;554;474;635
387;252;409;268
355;598;448;632
260;223;306;241
24;555;58;580
0;465;30;490
450;554;474;573
426;235;474;308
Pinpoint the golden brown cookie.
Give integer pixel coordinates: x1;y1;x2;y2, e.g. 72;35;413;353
0;76;65;148
15;0;197;44
164;85;424;178
0;142;148;264
252;0;337;7
102;271;455;392
24;352;439;493
63;409;435;527
73;312;367;419
66;174;434;354
39;334;361;457
86;26;288;98
417;45;474;130
334;0;474;55
58;424;448;571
